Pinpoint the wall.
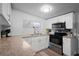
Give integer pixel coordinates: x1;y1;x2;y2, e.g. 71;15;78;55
0;3;11;26
76;12;79;53
0;15;10;26
0;3;11;28
10;9;45;36
0;4;2;14
2;3;12;25
77;12;79;34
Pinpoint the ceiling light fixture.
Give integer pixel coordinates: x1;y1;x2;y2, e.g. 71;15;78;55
41;4;53;13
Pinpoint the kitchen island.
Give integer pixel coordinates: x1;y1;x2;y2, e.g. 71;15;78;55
22;34;49;52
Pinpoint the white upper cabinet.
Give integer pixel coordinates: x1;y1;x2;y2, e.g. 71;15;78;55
65;13;73;29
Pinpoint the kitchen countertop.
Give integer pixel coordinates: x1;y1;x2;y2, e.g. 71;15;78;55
0;37;35;56
21;34;48;38
63;35;73;38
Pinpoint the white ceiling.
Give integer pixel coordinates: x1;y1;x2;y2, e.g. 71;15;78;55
12;3;79;19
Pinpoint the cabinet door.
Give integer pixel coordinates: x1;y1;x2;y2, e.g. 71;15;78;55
41;36;49;49
65;13;73;29
45;36;49;47
32;36;49;52
32;37;41;51
63;37;71;55
1;3;11;25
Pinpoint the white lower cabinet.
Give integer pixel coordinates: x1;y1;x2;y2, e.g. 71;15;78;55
24;36;49;52
41;36;49;49
32;36;49;52
63;36;77;56
63;37;71;55
32;37;41;51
